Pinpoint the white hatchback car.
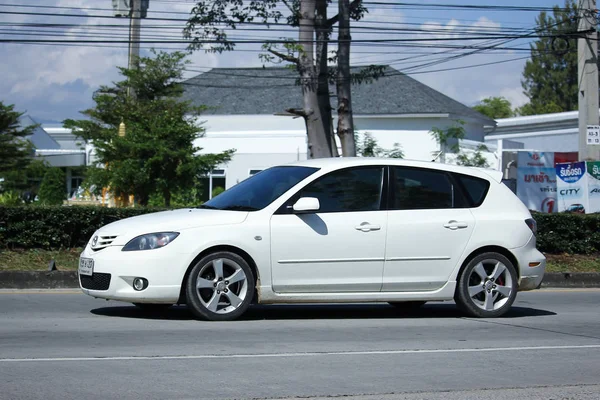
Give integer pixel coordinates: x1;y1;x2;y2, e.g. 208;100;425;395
79;158;545;320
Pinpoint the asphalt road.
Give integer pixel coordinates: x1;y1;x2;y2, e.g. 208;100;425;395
0;289;599;400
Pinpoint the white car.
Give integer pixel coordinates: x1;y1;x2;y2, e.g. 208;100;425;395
79;158;545;321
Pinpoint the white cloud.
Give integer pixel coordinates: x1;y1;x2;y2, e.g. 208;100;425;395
0;1;532;121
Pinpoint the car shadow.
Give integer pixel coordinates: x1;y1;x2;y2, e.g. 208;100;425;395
90;302;556;321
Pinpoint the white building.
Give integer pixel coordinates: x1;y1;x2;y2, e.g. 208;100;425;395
31;66;500;201
484;111;580;188
181;66;497;192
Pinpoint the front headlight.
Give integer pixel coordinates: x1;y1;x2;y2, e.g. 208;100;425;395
122;232;179;252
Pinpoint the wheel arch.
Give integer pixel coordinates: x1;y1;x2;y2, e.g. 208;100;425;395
177;245;260;304
456;245;520;283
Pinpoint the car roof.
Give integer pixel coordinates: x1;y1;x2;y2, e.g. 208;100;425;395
281;157;503;183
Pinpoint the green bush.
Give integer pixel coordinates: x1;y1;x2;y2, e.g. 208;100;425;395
38;168;66;205
534;212;600;255
0;191;23;206
1;205;599;254
0;205;166;249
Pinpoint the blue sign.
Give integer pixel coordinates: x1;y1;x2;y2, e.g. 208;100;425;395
556;161;586;183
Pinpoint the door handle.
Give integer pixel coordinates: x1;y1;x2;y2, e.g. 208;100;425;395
355;222;381;232
443;220;468;230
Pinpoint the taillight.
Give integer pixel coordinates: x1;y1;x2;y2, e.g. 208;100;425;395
525;218;537;235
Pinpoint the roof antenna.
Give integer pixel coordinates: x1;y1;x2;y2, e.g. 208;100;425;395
431;151;443;162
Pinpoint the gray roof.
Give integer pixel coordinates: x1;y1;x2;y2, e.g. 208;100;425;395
19;115;60;150
181;66;495;125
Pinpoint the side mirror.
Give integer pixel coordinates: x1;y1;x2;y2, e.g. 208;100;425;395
292;197;320;213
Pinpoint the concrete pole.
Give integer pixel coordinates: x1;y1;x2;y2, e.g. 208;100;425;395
128;0;141;71
578;0;600;161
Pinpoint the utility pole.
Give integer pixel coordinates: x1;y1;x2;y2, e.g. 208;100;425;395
127;0;142;98
578;0;600;161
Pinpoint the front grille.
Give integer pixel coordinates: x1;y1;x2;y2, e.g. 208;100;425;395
80;273;111;291
92;235;118;251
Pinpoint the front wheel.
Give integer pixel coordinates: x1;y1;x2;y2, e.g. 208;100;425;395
455;252;518;318
185;251;255;321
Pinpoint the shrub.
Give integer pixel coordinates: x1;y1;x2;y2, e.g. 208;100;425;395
38;168;66;205
533;212;600;255
0;205;166;249
0;191;23;206
1;205;599;254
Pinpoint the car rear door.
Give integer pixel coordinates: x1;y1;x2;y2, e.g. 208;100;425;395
382;166;476;292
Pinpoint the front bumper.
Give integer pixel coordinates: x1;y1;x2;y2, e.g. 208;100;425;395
512;235;546;291
78;245;189;303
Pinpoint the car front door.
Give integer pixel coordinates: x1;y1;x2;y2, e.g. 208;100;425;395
270;166;388;293
383;166;475;292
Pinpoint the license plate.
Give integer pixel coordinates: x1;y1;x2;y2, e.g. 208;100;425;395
79;257;94;276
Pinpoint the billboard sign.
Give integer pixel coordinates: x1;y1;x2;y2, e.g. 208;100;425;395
556;161;588;213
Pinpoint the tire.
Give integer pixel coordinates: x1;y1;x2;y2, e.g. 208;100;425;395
455;252;518;318
185;251;255;321
132;303;172;311
388;301;426;311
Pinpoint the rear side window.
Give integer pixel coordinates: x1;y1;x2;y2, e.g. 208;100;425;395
391;167;459;210
453;173;490;207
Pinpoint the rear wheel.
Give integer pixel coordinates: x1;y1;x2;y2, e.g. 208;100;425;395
455;252;518;318
185;251;255;321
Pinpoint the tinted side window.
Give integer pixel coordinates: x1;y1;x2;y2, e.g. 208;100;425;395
454;173;490;207
296;167;384;213
392;167;455;210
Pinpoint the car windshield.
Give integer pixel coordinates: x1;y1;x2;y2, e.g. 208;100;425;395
199;166;319;211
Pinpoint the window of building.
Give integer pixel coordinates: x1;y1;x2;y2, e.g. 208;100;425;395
199;169;226;202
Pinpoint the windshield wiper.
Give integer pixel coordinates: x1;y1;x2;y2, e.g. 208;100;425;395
196;204;219;210
220;205;259;211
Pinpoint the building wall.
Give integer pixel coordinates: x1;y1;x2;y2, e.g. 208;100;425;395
218;153;307;189
39;113;491;198
195;114;491;192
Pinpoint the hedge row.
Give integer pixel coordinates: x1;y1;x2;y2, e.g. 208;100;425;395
533;212;600;255
0;205;166;249
1;205;600;254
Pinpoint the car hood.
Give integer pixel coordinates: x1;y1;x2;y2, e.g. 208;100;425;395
94;208;249;246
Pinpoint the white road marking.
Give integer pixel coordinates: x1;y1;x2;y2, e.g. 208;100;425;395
2;345;600;363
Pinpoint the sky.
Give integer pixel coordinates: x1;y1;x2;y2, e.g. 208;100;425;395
0;0;569;124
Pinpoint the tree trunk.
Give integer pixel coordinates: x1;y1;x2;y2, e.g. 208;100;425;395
336;0;356;157
163;189;171;208
299;0;332;159
316;0;338;157
137;192;149;207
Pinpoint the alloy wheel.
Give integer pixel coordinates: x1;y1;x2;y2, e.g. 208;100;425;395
194;257;249;315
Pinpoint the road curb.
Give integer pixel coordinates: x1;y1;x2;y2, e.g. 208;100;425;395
0;271;599;289
538;272;600;288
0;271;78;289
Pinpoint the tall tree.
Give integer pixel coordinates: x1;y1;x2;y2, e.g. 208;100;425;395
519;0;578;116
64;50;233;207
472;96;515;119
184;0;374;158
336;0;356;156
0;102;34;184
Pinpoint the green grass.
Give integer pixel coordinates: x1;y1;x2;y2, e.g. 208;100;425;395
0;248;82;271
545;254;600;273
0;249;599;273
